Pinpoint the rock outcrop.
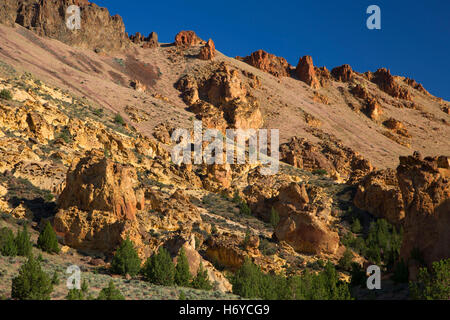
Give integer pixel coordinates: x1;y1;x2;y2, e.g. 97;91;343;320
331;64;354;82
176;63;263;130
273;183;340;255
295;56;320;89
397;153;450;269
239;50;290;77
130;31;159;48
175;30;204;47
371;68;411;100
57;149;142;221
2;0;130;52
198;39;216;60
354;169;405;225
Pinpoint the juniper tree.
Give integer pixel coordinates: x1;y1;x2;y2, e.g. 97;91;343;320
0;227;17;257
175;247;192;287
97;281;125;300
191;262;212;291
270;207;280;229
37;222;60;254
15;225;32;257
110;237;141;277
143;247;175;286
11;255;53;300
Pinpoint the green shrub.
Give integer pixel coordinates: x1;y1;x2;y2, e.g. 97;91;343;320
231;259;352;300
0;227;17;257
0;89;13;100
239;201;251;216
67;279;90;300
178;291;187;300
110;237;141;277
97;281;125;300
338;249;354;271
312;169;327;176
351;218;362;234
15;225;32;257
37;222;60;254
114;113;125;126
11;256;53;300
270;207;280;229
51;271;60;286
191;262;212;291
175;248;192;287
410;258;450;300
143;247;175;286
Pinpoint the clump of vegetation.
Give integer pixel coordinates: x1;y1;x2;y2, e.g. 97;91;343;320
114;113;125;126
231;259;352;300
110;237;141;277
312;169;328;176
37;222;60;254
338;249;354;271
270;207;280;229
0;227;18;257
174;248;192;287
410;258;450;300
0;89;13;100
67;279;91;300
15;225;33;257
191;262;212;291
351;218;362;234
11;256;53;300
231;191;252;216
342;219;402;268
56;127;73;144
143;247;175;286
97;281;125;300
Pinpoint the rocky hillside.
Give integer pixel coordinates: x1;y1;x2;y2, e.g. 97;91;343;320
0;0;448;300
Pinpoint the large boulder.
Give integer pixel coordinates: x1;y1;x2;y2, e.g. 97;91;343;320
331;64;354;82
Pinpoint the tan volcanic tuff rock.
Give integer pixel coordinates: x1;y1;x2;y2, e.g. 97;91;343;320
5;0;130;52
198;39;216;60
295;56;320;89
57;149;142;221
176;63;263;130
354;169;405;225
238;50;291;78
397;153;450;271
273;183;339;255
175;30;205;47
130;31;159;48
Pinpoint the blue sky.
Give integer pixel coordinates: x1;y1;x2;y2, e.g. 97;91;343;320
95;0;450;100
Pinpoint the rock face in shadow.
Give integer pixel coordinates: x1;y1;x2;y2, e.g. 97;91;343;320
1;0;130;52
397;153;450;270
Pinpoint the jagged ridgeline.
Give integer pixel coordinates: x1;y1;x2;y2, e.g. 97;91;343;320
0;0;448;301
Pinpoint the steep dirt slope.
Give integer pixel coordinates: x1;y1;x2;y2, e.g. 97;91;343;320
0;22;448;170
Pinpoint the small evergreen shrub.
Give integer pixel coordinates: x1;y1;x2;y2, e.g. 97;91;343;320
110;237;141;277
191;262;212;291
175;248;192;287
15;225;32;257
37;222;60;254
0;89;13;100
143;247;175;286
11;256;53;300
410;258;450;300
0;227;17;257
270;207;280;229
97;281;125;300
